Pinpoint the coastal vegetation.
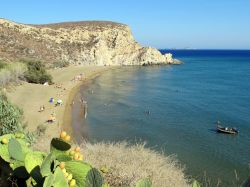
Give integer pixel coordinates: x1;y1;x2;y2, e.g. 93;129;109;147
0;131;164;187
0;93;24;136
0;93;47;144
0;60;52;87
0;61;27;87
77;141;190;187
23;60;53;84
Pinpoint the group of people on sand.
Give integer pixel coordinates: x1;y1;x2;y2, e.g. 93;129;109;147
38;97;64;123
71;73;85;82
38;73;86;124
48;112;56;123
49;97;63;106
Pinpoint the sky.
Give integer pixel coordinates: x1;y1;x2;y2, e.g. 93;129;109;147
1;0;250;49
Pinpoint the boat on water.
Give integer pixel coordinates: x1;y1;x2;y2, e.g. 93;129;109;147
217;125;238;134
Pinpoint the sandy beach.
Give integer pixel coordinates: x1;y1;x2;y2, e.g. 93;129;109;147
6;65;111;141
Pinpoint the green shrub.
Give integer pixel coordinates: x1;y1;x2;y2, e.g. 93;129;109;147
23;60;53;84
0;132;105;187
0;61;7;69
0;94;24;135
36;124;47;136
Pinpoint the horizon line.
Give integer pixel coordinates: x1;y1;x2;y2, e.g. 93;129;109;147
159;48;250;50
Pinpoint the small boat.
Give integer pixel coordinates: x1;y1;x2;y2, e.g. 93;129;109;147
217;125;238;134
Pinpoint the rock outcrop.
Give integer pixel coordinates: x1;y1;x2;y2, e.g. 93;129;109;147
0;18;179;66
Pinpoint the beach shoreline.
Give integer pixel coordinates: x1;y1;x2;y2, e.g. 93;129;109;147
62;66;117;138
6;65;113;145
4;64;191;186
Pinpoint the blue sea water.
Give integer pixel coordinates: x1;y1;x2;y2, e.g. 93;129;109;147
72;50;250;186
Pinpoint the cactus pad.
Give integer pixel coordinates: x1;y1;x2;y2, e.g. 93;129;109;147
24;151;46;173
43;173;55;187
8;138;24;161
0;134;15;162
56;153;72;162
51;138;71;152
11;160;30;179
192;180;201;187
86;168;104;187
135;178;152;187
0;143;10;162
40;153;54;177
53;167;68;187
65;160;93;186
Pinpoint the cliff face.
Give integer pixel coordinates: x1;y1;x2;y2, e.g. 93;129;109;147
0;19;176;66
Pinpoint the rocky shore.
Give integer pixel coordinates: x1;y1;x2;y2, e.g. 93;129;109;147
0;18;180;66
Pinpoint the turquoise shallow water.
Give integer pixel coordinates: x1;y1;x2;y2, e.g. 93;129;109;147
72;50;250;186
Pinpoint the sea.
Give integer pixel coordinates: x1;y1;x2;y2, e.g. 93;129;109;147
72;50;250;186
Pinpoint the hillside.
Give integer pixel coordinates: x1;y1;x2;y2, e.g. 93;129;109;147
0;18;176;66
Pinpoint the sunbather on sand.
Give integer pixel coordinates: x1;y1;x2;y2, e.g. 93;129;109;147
39;105;45;112
47;114;56;123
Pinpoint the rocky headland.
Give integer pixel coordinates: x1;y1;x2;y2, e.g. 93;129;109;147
0;18;179;66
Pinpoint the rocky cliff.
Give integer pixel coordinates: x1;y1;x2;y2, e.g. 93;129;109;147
0;18;178;66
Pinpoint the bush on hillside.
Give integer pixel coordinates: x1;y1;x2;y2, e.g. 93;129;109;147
0;94;24;135
23;60;53;84
0;61;7;69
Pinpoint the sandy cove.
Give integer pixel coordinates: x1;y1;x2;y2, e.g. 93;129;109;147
6;65;112;143
4;65;191;186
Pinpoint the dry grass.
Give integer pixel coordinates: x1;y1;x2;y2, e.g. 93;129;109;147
0;62;27;87
33;138;190;187
80;141;190;187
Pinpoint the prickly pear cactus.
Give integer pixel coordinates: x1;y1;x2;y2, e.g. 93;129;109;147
11;160;30;179
51;138;71;152
40;153;54;177
43;173;55;187
53;167;68;187
43;167;69;187
135;178;152;187
25;151;47;185
0;134;31;162
24;151;46;173
8;138;25;161
0;134;14;162
0;143;10;162
65;160;93;186
0;133;107;187
102;184;110;187
56;153;72;162
86;168;104;187
192;180;201;187
0;134;14;141
16;138;32;154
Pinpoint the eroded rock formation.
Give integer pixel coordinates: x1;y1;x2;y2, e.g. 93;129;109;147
0;19;178;65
